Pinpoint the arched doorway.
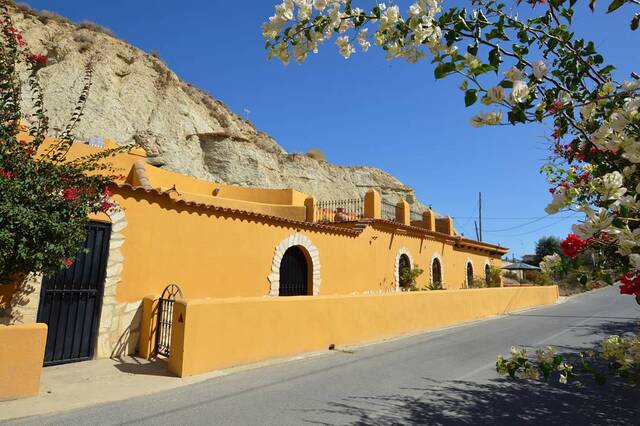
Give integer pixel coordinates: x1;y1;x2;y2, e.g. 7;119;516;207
398;254;411;289
466;262;474;288
432;258;442;286
279;246;309;296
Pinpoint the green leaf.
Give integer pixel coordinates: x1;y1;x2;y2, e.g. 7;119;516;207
488;47;502;69
434;62;455;79
465;89;478;107
631;13;640;31
607;0;625;13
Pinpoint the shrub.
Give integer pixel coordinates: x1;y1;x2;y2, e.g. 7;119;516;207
428;281;444;291
400;264;424;291
471;277;486;288
486;265;503;287
0;8;130;284
306;148;326;161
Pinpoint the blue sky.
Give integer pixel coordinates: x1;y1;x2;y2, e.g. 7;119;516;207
25;1;636;258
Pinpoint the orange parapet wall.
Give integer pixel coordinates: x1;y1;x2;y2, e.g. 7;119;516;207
0;323;47;401
167;286;559;377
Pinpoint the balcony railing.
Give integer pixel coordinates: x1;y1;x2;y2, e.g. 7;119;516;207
381;200;397;222
315;198;364;223
410;209;424;222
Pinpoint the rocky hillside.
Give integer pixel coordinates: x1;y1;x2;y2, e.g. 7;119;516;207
10;4;422;205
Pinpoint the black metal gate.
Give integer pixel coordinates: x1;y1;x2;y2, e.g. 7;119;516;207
279;247;309;296
155;284;183;357
37;222;111;366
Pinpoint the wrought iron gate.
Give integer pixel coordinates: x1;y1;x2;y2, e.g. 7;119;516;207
279;247;309;296
37;222;111;366
155;284;184;357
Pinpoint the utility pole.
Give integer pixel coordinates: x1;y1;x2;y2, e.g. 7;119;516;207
474;221;479;240
478;192;483;242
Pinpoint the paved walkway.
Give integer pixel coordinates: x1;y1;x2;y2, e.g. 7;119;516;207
3;286;639;425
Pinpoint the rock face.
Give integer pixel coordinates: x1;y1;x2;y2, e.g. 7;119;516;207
11;5;421;205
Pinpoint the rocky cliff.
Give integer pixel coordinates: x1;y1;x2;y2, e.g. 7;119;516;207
10;4;421;205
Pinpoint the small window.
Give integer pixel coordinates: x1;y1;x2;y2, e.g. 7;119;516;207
432;258;442;285
398;254;411;289
466;263;474;288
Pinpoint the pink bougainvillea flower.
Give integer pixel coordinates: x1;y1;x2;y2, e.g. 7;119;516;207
62;188;79;202
560;234;586;259
29;53;48;66
0;169;14;179
63;259;74;268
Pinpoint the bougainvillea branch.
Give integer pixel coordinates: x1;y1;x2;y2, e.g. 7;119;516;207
0;6;132;283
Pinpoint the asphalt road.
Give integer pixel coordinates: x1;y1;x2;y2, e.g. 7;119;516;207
8;286;640;426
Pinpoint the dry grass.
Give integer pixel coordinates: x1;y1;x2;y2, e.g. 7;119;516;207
306;148;326;161
78;20;114;37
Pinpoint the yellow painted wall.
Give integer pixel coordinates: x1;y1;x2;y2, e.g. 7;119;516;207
114;187;503;303
0;323;47;400
0;283;17;311
168;286;559;377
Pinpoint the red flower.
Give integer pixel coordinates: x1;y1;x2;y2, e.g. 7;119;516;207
548;187;556;194
552;128;560;140
62;188;79;202
63;259;74;268
0;169;14;179
18;139;28;146
548;100;563;114
560;234;586;259
99;200;115;212
619;273;640;298
103;188;113;197
29;54;48;67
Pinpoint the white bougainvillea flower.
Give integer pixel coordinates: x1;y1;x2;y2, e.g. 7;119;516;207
469;111;503;128
545;187;571;214
504;66;524;82
629;253;640;270
598;171;627;201
532;60;547;79
487;86;504;103
510;80;530;104
581;102;596;119
357;29;371;52
336;36;355;59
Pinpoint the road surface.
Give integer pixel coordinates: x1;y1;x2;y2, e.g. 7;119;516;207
7;286;639;425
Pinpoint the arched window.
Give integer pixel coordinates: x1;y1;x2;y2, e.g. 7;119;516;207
466;262;474;288
279;246;309;296
485;264;491;286
398;254;411;289
432;257;442;286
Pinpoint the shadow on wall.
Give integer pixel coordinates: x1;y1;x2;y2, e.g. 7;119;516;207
0;274;37;325
107;304;143;358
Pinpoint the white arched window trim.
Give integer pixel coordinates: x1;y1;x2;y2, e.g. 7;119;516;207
394;247;414;291
267;234;321;296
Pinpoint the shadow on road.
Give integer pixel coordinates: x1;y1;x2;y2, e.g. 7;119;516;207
302;319;640;426
304;376;638;426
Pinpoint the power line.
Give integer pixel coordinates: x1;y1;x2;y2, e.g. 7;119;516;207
491;217;574;238
484;214;578;233
452;216;577;220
